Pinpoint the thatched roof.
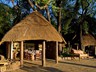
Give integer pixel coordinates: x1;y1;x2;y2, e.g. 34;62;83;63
82;34;96;46
0;11;66;44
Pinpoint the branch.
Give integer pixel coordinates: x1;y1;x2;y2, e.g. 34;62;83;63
11;0;14;6
46;6;51;22
27;0;34;8
36;0;50;10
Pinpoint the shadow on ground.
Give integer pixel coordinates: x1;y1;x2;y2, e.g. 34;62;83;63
60;61;96;68
20;62;63;72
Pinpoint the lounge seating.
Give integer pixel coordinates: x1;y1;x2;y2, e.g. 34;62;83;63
7;61;20;71
0;55;6;61
71;49;89;59
0;55;8;72
0;65;6;72
35;50;42;60
0;55;20;72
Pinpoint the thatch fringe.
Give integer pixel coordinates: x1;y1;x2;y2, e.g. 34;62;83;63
82;34;96;46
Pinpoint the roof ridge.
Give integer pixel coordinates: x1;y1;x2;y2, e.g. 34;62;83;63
31;11;51;26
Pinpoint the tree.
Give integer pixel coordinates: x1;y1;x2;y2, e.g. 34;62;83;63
0;3;13;39
54;0;96;50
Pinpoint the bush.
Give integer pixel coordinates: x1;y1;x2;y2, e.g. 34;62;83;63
62;53;74;57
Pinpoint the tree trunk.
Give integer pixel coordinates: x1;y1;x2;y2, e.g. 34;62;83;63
56;0;62;33
56;0;62;55
58;8;62;33
46;6;51;23
27;0;34;10
80;24;84;51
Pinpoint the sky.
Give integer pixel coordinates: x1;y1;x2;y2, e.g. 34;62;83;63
0;0;15;7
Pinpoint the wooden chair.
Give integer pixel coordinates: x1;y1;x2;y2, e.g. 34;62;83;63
35;50;42;60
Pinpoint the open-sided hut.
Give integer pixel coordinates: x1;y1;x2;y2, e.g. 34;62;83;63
82;34;96;56
0;11;66;66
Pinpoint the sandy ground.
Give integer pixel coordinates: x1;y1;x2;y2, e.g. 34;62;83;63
7;58;96;72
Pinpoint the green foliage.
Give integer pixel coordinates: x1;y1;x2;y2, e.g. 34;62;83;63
61;0;96;36
61;47;73;57
62;18;72;34
0;3;13;38
35;0;50;7
81;0;89;10
36;0;48;4
63;47;69;53
82;21;89;34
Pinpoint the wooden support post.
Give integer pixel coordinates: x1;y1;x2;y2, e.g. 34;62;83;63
76;44;78;50
11;41;13;59
95;46;96;56
56;41;58;64
8;42;11;59
42;41;46;67
83;46;85;52
58;43;62;55
20;41;24;66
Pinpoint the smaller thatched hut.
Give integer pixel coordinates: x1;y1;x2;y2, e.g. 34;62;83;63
82;34;96;46
82;34;96;56
71;34;96;56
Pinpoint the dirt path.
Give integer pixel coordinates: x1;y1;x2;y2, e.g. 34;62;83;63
8;58;96;72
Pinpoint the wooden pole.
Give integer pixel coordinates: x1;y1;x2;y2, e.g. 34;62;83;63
8;42;11;59
11;41;13;59
42;41;46;67
20;41;24;66
95;46;96;56
56;41;58;64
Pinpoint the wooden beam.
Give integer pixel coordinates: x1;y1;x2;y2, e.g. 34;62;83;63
11;41;13;59
42;41;46;67
56;41;58;64
20;41;24;66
